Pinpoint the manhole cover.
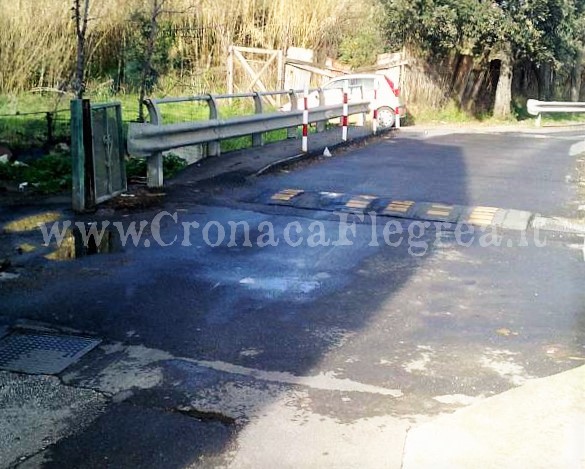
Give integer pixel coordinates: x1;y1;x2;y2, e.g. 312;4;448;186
0;331;101;374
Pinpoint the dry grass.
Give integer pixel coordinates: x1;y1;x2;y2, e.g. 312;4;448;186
0;0;380;95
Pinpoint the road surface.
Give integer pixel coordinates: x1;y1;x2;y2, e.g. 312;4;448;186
1;127;584;468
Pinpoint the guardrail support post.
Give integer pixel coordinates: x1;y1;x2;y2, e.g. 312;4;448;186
206;94;221;157
316;88;326;133
535;113;541;127
287;90;298;139
252;92;264;147
145;99;164;188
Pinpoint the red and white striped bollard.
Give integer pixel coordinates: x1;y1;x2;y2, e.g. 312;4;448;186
342;86;349;141
302;88;309;152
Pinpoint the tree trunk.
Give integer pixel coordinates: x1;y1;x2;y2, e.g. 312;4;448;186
570;47;583;102
493;47;513;119
465;68;486;112
73;0;90;99
538;62;553;100
138;0;162;123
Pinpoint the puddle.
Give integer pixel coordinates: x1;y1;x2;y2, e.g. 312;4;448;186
45;225;122;261
3;211;61;233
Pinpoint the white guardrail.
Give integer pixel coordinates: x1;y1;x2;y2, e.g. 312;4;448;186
127;88;374;187
527;99;585;126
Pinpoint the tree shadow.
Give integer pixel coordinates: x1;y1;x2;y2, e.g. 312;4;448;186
2;136;540;467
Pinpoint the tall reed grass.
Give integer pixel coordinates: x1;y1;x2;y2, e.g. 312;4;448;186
0;0;380;95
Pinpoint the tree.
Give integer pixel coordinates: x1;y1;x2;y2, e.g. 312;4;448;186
137;0;165;122
497;0;582;109
570;1;585;101
492;45;513;118
72;0;91;99
382;0;585;117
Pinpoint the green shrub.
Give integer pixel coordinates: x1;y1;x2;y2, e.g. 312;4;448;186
0;151;71;194
125;153;187;180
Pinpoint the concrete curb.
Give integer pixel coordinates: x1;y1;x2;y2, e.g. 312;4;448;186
402;365;585;469
531;215;585;235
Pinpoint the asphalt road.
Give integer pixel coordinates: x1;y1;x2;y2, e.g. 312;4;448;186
1;128;584;468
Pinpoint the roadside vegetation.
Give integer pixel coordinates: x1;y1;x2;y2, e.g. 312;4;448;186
0;149;188;194
384;0;585;120
0;151;72;194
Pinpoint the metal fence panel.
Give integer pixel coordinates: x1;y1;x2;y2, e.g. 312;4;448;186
91;103;126;203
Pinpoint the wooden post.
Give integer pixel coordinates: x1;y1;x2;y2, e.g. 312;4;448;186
227;45;234;95
46;112;54;145
277;50;284;106
287;90;298;139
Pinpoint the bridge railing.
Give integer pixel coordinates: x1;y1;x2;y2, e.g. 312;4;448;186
127;87;372;187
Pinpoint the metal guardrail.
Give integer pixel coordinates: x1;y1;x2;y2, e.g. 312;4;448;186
128;103;369;157
128;87;372;187
527;99;585;126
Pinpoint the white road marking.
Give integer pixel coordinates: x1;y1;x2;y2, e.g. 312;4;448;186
194;359;403;397
64;344;403;398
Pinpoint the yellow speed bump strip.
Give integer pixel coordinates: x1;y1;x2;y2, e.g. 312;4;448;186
345;195;377;210
426;203;453;218
383;200;414;214
270;189;304;202
465;206;499;227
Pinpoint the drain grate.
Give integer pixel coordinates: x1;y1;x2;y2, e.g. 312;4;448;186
0;331;101;374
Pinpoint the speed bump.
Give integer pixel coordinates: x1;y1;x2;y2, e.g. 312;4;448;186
270;189;304;202
343;195;377;213
257;190;530;230
382;200;414;216
426;203;453;218
464;206;499;227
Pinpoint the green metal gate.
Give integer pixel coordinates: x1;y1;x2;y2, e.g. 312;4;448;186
71;100;126;211
91;103;126;204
